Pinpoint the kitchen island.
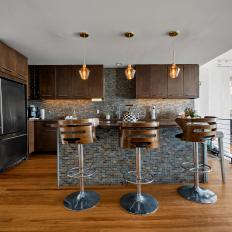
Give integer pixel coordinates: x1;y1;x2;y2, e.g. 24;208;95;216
57;120;196;187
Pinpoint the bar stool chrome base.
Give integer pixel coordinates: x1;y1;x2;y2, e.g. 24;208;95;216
120;192;159;215
178;185;217;204
64;190;100;211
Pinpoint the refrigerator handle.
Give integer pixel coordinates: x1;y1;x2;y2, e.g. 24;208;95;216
0;79;3;135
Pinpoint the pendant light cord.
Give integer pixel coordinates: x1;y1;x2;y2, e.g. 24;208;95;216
125;33;134;66
172;37;175;64
83;37;86;65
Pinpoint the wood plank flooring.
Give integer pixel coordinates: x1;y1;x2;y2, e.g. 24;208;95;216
0;154;231;232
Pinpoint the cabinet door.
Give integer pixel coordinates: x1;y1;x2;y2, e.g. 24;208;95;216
38;66;55;99
16;52;28;80
35;121;57;153
0;42;16;75
88;65;104;98
167;65;184;98
55;65;73;99
28;120;35;154
72;65;89;98
183;64;199;98
136;65;151;98
150;65;168;98
28;66;40;100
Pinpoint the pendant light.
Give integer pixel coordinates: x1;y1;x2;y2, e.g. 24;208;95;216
79;32;90;80
124;32;136;80
168;31;180;79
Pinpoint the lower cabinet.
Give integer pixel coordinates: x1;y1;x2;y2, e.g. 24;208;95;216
28;120;57;153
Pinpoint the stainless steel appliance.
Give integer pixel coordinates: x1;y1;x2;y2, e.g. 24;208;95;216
28;105;40;119
0;77;27;172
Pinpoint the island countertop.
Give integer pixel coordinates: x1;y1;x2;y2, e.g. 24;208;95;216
98;119;177;128
28;118;178;128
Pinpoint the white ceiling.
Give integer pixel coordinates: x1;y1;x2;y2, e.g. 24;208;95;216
0;0;232;67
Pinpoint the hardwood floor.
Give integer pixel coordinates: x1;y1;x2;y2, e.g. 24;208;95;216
0;154;231;232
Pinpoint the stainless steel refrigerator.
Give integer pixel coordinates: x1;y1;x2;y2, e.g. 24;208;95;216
0;77;27;172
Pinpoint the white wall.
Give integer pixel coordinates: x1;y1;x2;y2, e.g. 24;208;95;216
195;50;232;154
195;50;232;119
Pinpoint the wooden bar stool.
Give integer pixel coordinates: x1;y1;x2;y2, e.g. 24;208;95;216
58;119;100;211
175;117;217;204
119;121;159;215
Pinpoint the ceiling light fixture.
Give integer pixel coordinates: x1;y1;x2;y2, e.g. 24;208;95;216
168;31;180;79
79;32;90;80
124;32;136;80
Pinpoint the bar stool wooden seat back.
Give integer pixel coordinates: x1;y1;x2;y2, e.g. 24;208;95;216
175;117;217;204
119;121;159;215
58;119;100;211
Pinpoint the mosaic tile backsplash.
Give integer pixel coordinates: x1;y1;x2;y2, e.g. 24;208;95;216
57;127;199;187
29;68;194;120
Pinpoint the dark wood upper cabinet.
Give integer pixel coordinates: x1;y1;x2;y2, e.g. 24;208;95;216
0;41;28;84
136;65;168;98
72;65;89;98
16;52;28;80
55;65;73;99
88;65;104;98
136;65;151;98
29;65;104;99
168;65;184;98
136;64;199;99
150;65;168;98
28;66;40;100
38;66;56;99
0;42;16;75
183;64;199;98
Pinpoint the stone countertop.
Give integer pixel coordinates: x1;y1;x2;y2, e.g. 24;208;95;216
98;119;177;128
28;118;178;128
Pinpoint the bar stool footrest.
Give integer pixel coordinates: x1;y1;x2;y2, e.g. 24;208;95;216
123;170;154;184
67;167;97;179
181;162;212;173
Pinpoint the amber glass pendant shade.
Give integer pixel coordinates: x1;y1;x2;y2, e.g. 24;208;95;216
79;64;90;80
125;64;136;80
169;63;180;79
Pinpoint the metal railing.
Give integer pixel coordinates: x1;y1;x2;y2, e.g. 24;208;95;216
209;118;232;162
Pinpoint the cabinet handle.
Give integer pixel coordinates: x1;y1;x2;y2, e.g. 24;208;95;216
44;123;57;128
44;124;53;128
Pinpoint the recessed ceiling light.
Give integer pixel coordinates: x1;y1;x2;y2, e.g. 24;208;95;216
116;63;123;67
